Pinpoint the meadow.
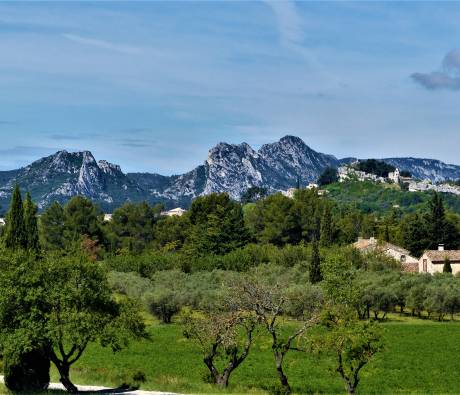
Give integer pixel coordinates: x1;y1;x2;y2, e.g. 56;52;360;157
10;315;458;395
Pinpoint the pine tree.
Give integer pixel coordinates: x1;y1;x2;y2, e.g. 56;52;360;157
23;192;40;252
443;257;452;273
320;205;334;246
4;185;26;250
428;192;447;249
310;237;322;284
383;224;390;242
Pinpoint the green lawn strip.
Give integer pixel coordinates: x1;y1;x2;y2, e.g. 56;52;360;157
42;318;460;394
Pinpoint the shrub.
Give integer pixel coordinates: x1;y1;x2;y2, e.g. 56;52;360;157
108;271;153;299
4;348;50;392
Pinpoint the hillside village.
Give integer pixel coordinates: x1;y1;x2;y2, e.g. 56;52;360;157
338;163;460;195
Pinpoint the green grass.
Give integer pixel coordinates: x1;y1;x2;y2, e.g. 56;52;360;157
35;316;460;394
325;180;460;214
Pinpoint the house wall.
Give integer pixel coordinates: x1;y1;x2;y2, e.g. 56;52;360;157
419;254;460;275
384;248;418;264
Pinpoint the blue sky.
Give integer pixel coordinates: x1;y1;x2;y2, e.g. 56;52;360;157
0;1;459;174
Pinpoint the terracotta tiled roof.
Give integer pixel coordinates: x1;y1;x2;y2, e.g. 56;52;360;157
353;239;376;250
425;250;460;263
353;239;411;255
402;262;418;273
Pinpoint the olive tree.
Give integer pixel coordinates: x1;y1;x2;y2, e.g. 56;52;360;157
183;311;258;387
235;275;319;395
319;308;383;395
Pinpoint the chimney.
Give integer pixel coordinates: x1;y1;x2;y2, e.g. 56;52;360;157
438;244;445;251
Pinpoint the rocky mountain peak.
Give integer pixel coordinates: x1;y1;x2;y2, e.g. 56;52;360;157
1;135;459;213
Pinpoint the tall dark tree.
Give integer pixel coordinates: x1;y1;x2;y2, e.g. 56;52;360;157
186;193;249;255
64;196;103;243
443;257;452;273
428;192;446;248
23;192;40;252
39;202;67;251
4;185;26;250
310;238;322;284
317;167;338;186
320;204;334;246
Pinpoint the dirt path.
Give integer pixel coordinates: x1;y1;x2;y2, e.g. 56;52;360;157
0;376;179;394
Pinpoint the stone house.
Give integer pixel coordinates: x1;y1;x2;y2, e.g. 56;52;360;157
419;245;460;275
353;237;419;272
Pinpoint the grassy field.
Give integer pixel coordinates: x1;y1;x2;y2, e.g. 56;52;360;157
19;315;458;395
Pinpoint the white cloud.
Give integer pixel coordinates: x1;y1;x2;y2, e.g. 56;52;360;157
263;0;304;46
62;33;141;54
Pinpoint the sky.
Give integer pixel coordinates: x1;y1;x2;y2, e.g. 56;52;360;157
0;1;460;174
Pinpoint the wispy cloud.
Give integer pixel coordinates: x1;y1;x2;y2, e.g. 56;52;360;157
62;33;141;54
263;0;304;47
119;138;157;148
412;49;460;90
49;132;104;141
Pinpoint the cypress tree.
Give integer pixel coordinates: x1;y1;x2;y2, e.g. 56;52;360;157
428;192;447;249
4;185;26;250
443;257;452;274
320;205;333;246
310;237;322;284
23;192;40;252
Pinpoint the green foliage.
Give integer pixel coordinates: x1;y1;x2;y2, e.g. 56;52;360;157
318;309;383;395
240;186;267;204
39;201;67;251
106;202;163;253
309;239;322;284
317;167;338;186
3;348;50;392
64;196;103;242
23;192;40;252
185;193;249;256
3;185;26;250
443;257;452;273
0;253;146;392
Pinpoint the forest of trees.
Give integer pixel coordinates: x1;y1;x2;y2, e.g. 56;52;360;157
0;184;459;394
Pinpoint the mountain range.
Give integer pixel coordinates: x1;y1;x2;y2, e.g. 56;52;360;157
0;135;459;213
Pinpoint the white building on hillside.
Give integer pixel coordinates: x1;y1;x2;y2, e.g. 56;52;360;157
103;214;113;222
161;207;187;217
388;168;400;184
0;218;5;226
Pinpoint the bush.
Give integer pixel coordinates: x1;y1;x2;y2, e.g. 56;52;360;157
145;290;183;323
4;348;50;392
108;271;153;299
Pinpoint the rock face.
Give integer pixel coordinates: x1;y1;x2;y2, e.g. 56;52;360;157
0;136;459;212
0;150;143;210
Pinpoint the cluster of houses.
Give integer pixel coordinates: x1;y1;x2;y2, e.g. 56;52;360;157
354;237;460;275
338;165;387;184
339;164;460;196
408;180;460;196
281;183;329;198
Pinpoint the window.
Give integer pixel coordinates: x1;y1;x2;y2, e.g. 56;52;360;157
401;255;406;263
423;259;427;272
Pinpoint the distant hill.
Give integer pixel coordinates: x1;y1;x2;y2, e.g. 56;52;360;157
0;135;459;213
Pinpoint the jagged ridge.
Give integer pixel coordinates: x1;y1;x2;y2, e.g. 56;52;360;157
0;136;459;212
